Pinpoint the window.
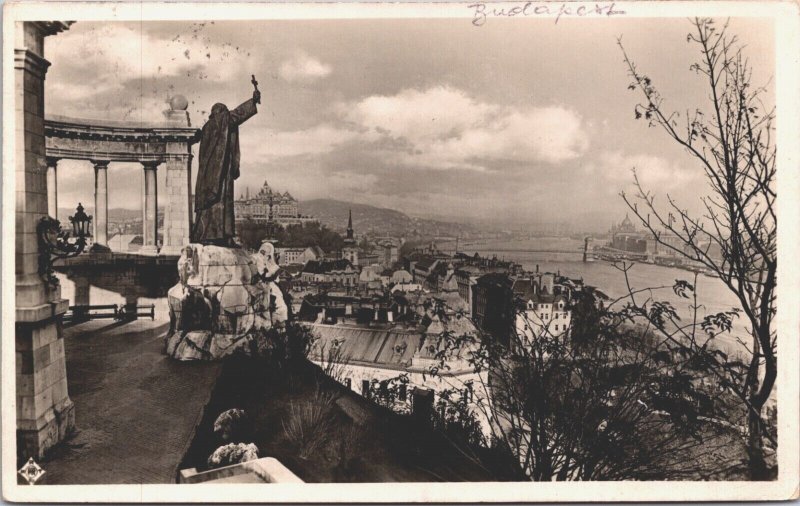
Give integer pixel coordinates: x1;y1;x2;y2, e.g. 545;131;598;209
345;378;352;389
555;324;559;332
362;380;370;397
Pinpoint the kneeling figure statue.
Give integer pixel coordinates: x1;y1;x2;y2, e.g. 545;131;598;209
164;240;288;361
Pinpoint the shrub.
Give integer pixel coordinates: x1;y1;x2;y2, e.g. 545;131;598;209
207;442;259;469
282;387;336;459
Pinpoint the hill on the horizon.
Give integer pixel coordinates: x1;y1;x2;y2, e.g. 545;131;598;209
54;201;479;238
56;207;164;222
299;199;481;238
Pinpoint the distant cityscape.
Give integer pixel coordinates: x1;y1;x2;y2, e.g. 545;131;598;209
234;180;317;227
53;185;731;434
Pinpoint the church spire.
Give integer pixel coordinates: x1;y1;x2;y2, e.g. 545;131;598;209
344;209;355;244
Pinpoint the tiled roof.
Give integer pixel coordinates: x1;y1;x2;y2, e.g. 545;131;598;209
302;259;353;274
306;323;423;369
281;264;305;275
476;272;512;287
520;293;566;305
512;278;538;300
414;257;438;271
391;269;413;283
425;316;445;335
444;314;478;336
436;291;469;312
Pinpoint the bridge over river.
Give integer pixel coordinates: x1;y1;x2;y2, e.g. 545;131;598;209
437;237;590;258
457;247;584;254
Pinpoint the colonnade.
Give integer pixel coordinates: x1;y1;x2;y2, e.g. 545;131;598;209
44;107;199;256
45;158;165;254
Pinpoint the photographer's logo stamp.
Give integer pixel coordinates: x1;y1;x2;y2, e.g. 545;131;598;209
18;457;45;484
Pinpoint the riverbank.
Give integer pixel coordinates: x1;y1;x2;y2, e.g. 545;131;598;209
435;237;748;354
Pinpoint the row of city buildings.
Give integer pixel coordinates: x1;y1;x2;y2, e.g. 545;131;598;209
606;213;722;264
104;180;318;253
269;230;582;434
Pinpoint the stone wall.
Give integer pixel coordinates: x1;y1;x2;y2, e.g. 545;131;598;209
54;253;180;321
15;21;75;461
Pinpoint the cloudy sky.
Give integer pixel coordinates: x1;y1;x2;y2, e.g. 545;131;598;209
45;16;774;231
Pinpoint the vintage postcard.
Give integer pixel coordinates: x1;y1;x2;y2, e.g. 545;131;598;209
2;0;799;502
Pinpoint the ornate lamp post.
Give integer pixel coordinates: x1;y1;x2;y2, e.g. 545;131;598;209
264;192;281;244
37;203;93;286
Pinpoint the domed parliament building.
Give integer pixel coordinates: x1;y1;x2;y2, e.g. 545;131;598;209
234;180;317;227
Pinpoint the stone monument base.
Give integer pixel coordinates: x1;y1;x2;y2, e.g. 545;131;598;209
164;244;287;361
17;398;75;461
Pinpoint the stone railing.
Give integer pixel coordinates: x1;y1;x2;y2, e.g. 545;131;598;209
178;457;304;484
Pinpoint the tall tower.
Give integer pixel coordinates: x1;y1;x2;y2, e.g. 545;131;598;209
345;209;355;244
263;192;281;243
342;209;359;266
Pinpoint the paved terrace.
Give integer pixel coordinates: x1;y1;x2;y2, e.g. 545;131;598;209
40;320;222;484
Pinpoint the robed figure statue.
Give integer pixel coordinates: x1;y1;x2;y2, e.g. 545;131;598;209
191;89;261;246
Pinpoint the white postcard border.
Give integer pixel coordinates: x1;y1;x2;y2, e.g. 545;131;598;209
2;1;799;502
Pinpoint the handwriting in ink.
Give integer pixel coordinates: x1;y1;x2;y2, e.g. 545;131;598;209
468;2;626;26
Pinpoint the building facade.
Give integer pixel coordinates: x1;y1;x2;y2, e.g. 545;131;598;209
300;259;359;287
472;273;516;347
609;214;685;258
234;180;316;226
515;294;572;347
275;246;323;266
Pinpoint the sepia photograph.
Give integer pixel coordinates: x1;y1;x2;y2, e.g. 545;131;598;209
3;1;798;502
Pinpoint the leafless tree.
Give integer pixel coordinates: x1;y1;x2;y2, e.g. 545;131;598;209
313;338;353;387
429;295;741;481
617;18;776;479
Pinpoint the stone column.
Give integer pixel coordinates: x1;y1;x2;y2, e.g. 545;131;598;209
161;153;193;255
140;161;160;255
45;157;58;219
161;97;197;255
71;274;90;323
15;20;74;461
91;160;110;252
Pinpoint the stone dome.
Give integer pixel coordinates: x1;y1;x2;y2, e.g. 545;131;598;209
169;95;189;111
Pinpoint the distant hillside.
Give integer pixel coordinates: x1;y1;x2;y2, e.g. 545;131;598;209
57;207;164;222
299;199;482;238
53;201;479;238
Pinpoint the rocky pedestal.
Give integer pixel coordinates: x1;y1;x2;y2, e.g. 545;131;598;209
164;244;287;361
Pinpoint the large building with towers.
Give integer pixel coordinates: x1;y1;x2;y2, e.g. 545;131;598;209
234;180;317;227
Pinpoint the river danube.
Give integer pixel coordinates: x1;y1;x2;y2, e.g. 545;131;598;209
441;237;749;356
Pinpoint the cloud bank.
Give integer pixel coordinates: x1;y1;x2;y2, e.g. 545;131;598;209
279;52;332;83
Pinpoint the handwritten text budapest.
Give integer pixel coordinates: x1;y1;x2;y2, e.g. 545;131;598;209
468;2;626;26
